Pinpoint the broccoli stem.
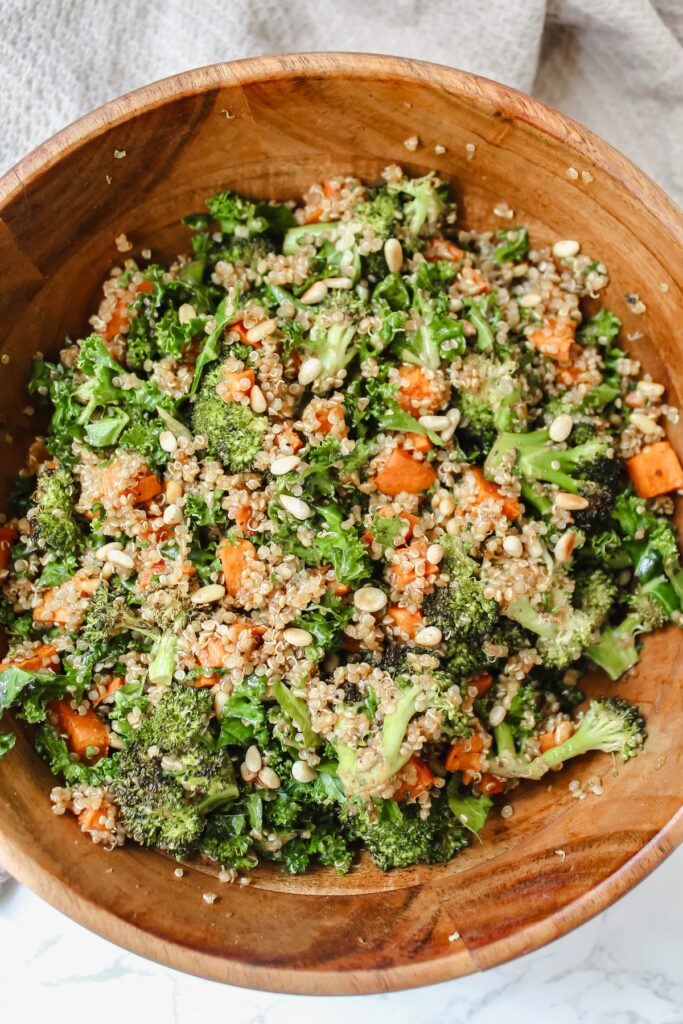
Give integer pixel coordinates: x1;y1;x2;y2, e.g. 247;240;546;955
149;633;178;687
467;303;494;351
587;615;640;680
283;222;337;255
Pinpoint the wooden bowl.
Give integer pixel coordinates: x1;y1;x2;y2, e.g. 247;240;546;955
0;53;682;995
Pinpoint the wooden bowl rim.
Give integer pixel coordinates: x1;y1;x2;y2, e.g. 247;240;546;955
1;52;682;993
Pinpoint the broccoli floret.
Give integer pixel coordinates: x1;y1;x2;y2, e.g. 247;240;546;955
423;537;520;678
457;354;527;453
206;189;294;238
504;592;593;670
492;227;529;265
577;307;622;346
485;425;621;531
112;687;238;853
387;172;451;243
355;184;399;239
587;576;671;680
574;568;619;628
350;794;469;871
304;319;359;376
392;283;464;370
610;492;683;602
490;697;646;780
28;463;82;559
191;360;267;471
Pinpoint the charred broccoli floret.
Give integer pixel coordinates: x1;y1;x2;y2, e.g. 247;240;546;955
191;360;267;472
349;793;469;871
111;687;238;853
28;463;82;559
485;425;622;531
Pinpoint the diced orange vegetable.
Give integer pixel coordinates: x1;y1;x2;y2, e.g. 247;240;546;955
375;447;437;497
304;206;323;224
558;364;583;387
425;237;465;263
235;505;253;534
328;580;351;597
322;181;339;199
219;538;257;598
33;576;97;625
397;365;442;413
33;599;69;626
102;460;162;506
0;526;17;571
0;643;58;674
476;773;505;795
50;699;109;762
92;676;125;707
539;720;574;753
389;540;441;589
456;265;490;296
470;673;493;697
314;402;347;437
627;440;683;498
78;807;108;832
218;367;255;401
193;673;221;688
138;559;165;592
395;755;438;801
386;605;423;639
102;278;153;342
528;317;576;363
467;467;521;520
445;732;485;774
405;432;432;454
279;427;304;453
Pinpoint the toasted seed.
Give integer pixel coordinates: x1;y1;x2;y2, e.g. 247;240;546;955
520;292;542;307
323;276;353;290
96;542;123;560
440;494;456;515
554;491;589;511
630;412;660;436
258;766;281;790
426;543;444;565
300;281;328;304
552;239;580;259
292;760;317;783
549;413;574;443
638;381;665;399
298;356;322;386
107;549;135;570
280;494;311;520
415;626;443;647
354;586;387;613
159;430;177;453
244;745;262;774
165;480;183;503
270;455;301;476
213;689;229;716
163;502;183;525
419;414;451;431
554;532;577;563
246;317;277;343
283;627;313;647
191;583;226;604
528;538;545;559
503;535;523;557
445;517;460;536
178;303;196;324
384;237;404;273
249;384;267;413
489;705;507;728
240;763;256;783
440;423;457;442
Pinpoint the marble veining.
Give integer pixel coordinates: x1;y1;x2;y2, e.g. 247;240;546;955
1;846;681;1023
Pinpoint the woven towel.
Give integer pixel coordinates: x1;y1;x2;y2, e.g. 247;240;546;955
0;0;682;203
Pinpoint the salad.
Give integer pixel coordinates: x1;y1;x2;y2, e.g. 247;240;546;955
0;166;680;876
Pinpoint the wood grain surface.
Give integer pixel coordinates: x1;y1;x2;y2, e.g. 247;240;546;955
0;53;681;994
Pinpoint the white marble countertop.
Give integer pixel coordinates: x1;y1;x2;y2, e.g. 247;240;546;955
1;846;681;1023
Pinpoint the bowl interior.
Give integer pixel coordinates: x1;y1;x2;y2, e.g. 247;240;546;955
0;54;681;994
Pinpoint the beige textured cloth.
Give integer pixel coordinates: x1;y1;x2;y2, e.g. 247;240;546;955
0;0;682;203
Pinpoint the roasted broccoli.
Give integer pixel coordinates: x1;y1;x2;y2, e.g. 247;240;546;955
28;463;82;559
457;353;527;453
191;359;267;471
486;425;622;531
490;696;646;780
111;687;238;852
349;793;469;870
